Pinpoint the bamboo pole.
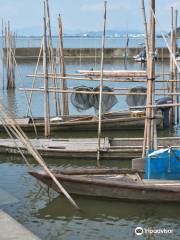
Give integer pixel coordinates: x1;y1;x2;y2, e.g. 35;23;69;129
45;0;60;116
27;40;43;116
142;0;156;156
170;7;175;125
97;1;107;166
58;14;69;116
20;87;180;96
26;74;180;83
2;19;4;90
6;21;15;89
77;70;147;78
141;0;149;59
43;2;50;137
0;102;79;210
123;34;129;68
175;10;179;123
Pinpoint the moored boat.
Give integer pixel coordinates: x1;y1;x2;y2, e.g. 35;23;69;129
29;168;180;202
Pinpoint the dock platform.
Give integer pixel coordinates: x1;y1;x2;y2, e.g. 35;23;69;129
0;210;40;240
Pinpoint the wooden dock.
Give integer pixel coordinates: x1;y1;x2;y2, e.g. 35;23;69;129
0;210;40;240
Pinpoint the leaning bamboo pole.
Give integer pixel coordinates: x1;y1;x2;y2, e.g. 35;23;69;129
97;1;107;166
43;2;50;137
27;40;43;116
0;102;79;210
58;14;69;116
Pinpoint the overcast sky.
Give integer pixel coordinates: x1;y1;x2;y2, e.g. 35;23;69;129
0;0;180;35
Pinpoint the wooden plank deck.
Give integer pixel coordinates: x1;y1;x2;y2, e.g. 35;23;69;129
0;137;179;159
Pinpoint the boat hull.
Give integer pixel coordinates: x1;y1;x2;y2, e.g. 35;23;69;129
29;169;180;202
1;112;163;133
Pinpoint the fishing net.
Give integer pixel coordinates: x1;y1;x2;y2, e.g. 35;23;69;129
70;85;118;114
90;86;118;113
126;86;147;107
70;86;93;111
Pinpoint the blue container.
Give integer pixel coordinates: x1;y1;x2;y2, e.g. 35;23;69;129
145;149;180;180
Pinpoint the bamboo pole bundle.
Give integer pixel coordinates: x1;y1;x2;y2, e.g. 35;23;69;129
6;21;16;89
0;101;79;210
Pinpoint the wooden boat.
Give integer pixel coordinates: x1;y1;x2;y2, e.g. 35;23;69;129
1;136;180;159
29;168;180;202
2;111;163;133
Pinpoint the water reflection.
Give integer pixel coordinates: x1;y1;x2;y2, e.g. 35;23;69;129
37;195;180;221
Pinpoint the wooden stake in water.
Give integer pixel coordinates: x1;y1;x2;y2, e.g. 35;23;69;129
97;1;107;166
43;2;50;137
170;7;175;125
45;0;61;116
2;19;5;90
6;21;16;89
143;0;156;156
58;14;69;116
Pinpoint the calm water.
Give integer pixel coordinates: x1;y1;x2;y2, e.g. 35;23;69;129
0;40;180;239
0;155;180;240
2;36;180;48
